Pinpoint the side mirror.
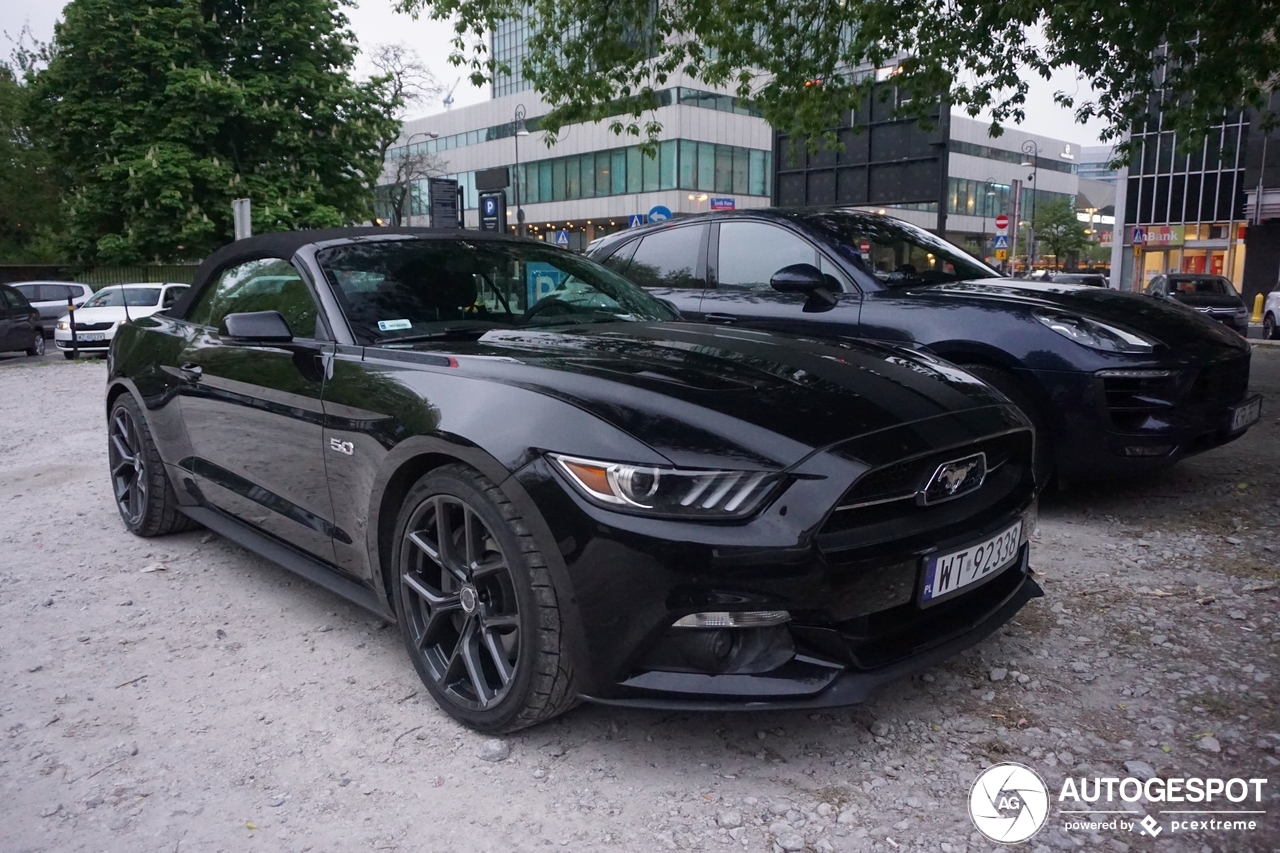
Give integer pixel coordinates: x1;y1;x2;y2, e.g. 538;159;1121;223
222;310;293;345
770;263;838;313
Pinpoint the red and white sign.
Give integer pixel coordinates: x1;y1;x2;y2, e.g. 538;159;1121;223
859;240;871;254
994;214;1010;231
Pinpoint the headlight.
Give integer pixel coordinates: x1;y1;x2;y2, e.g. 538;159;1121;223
1035;311;1156;353
57;320;69;330
549;453;781;518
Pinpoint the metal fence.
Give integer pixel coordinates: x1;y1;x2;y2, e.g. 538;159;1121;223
0;265;199;289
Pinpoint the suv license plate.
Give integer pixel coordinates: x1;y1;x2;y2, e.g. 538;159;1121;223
921;521;1022;605
1229;395;1262;433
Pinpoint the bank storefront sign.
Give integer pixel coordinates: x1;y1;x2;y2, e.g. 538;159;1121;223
1125;225;1185;247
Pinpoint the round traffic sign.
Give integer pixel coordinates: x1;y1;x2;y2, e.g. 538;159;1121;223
994;214;1009;230
859;240;871;254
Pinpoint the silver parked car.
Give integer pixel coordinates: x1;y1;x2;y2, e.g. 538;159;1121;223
11;282;94;333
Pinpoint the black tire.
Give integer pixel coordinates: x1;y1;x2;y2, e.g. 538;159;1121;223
1265;313;1278;340
64;351;77;360
25;331;45;357
960;363;1053;488
391;464;577;732
108;394;198;536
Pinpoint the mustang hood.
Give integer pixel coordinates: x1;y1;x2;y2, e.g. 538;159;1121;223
430;322;1023;470
917;279;1248;352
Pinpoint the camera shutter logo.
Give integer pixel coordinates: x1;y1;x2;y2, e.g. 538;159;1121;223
969;762;1049;843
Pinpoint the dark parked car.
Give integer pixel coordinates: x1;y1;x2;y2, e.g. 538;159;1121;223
1052;273;1108;288
586;209;1261;484
0;283;46;357
1144;273;1250;335
107;228;1041;731
11;281;93;331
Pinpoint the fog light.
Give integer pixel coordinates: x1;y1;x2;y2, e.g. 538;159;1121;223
672;610;790;629
1120;445;1174;457
1096;369;1174;379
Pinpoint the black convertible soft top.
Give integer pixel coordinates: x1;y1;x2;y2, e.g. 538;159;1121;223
170;227;527;320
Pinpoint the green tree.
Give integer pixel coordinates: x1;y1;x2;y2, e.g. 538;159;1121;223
1032;197;1087;264
0;41;62;262
399;0;1279;156
28;0;399;264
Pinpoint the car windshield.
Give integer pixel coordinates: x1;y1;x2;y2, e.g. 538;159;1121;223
83;287;162;308
799;211;998;287
1169;277;1236;295
317;238;679;344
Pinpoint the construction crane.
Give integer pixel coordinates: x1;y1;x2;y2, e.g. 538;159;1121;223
442;77;461;110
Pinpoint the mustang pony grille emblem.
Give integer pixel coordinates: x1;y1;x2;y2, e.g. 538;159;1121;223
918;453;988;505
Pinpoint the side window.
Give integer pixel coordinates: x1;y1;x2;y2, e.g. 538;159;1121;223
3;287;30;310
14;284;39;301
600;240;638;277
162;286;186;307
0;287;16;314
716;222;817;290
622;225;706;289
819;256;856;294
187;259;319;339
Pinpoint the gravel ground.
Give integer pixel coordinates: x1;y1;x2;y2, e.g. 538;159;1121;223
2;350;1278;853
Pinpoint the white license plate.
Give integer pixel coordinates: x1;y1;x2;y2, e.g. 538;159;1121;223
1229;396;1262;432
76;333;105;342
922;521;1022;604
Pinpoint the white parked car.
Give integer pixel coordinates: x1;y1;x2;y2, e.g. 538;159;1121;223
54;283;188;359
1264;281;1280;340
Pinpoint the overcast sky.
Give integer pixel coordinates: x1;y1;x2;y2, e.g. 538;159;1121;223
4;0;1110;148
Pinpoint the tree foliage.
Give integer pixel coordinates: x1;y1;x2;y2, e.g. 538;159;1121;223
0;35;61;262
399;0;1279;156
1032;196;1088;263
29;0;400;264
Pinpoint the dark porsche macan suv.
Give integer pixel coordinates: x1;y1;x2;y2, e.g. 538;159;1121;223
106;228;1040;731
587;209;1261;484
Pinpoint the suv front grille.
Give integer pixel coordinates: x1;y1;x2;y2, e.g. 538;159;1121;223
1188;356;1249;405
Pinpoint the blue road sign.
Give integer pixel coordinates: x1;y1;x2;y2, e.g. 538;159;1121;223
992;234;1010;249
648;205;672;222
627;214;646;228
1131;226;1145;246
554;230;570;247
481;196;499;217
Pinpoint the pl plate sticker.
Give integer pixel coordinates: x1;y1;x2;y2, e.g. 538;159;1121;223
377;319;412;332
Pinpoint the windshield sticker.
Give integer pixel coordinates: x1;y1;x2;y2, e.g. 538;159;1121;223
377;319;412;332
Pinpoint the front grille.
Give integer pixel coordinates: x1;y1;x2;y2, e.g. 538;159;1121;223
1100;373;1183;430
72;322;113;331
1188;356;1249;405
817;430;1033;556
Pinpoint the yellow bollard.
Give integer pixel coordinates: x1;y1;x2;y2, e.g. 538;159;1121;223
1252;293;1264;323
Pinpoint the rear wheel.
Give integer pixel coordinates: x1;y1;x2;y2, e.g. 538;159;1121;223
108;394;198;536
1265;313;1278;340
25;332;44;357
960;363;1053;488
391;464;577;732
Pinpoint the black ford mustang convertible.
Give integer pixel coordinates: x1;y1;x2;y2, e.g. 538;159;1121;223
107;228;1040;731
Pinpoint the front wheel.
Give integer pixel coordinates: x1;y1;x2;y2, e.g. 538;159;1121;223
108;394;198;536
960;363;1053;488
26;332;45;357
1265;313;1278;340
391;464;577;732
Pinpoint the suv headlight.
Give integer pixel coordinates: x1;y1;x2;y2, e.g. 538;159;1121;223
1035;311;1156;353
549;454;781;518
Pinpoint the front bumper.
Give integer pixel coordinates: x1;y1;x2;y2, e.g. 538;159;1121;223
513;448;1038;707
54;328;115;350
1028;356;1258;481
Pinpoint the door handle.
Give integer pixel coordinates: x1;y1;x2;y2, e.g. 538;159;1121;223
704;313;737;324
179;362;203;380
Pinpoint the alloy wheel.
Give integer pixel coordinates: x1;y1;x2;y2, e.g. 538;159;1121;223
400;495;521;711
31;333;45;356
108;407;148;527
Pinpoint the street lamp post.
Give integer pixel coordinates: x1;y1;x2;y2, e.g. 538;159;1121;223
1020;140;1040;267
513;105;529;237
981;176;996;261
394;130;438;225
